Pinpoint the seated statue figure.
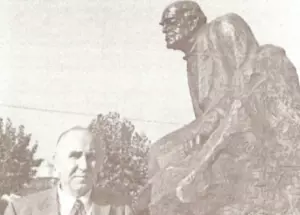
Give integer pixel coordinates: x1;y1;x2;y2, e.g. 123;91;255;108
149;0;259;178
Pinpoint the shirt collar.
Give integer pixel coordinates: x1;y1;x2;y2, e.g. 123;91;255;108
57;184;93;214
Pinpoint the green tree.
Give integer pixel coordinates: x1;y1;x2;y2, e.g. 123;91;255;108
89;112;150;205
0;118;43;197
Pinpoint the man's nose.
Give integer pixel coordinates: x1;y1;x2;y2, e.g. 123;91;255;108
77;156;88;170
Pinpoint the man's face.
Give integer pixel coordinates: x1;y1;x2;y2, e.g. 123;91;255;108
55;130;102;196
160;6;192;50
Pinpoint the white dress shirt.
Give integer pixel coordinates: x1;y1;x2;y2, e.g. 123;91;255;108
57;186;93;215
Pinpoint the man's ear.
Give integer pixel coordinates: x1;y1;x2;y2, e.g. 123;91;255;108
52;154;59;176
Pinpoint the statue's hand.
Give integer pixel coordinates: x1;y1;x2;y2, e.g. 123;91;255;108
200;109;223;136
181;108;225;156
183;134;202;155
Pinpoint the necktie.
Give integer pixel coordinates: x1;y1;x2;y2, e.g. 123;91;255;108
69;199;86;215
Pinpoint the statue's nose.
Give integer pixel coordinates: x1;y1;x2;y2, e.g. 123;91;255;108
162;24;168;33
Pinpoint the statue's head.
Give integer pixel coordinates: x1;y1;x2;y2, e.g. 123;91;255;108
160;1;207;51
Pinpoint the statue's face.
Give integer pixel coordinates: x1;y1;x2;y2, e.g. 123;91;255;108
160;6;192;50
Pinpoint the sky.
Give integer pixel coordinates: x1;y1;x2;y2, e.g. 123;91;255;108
0;0;299;176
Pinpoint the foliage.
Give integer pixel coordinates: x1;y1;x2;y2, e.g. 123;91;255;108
89;112;150;204
0;118;43;197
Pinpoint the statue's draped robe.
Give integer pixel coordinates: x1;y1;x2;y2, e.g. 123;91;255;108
148;13;300;215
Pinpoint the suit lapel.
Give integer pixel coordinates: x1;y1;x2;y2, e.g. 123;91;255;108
29;187;119;215
33;188;59;215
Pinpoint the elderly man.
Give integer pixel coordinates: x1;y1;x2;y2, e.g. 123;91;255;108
4;126;134;215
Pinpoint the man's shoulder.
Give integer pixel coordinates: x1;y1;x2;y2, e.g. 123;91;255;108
4;188;55;215
10;188;54;206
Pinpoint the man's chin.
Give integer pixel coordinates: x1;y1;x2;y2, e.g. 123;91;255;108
71;183;92;195
71;177;93;188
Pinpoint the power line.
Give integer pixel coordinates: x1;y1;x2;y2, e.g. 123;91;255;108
0;102;182;125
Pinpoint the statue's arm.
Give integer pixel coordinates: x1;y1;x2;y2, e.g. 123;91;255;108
148;103;227;176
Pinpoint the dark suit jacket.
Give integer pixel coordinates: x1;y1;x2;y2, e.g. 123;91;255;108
4;187;134;215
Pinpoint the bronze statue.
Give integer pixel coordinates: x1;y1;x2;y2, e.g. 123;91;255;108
147;1;300;215
149;0;259;178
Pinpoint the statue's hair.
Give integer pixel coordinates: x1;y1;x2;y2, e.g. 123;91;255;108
163;0;207;25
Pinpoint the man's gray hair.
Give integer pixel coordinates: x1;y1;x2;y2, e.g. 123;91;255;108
56;126;94;147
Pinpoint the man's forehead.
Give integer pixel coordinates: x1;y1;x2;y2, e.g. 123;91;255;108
57;130;95;150
62;129;92;141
